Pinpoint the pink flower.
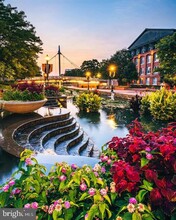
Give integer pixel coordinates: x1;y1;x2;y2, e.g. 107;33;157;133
71;164;78;170
127;203;135;213
24;203;31;209
8;180;15;186
146;153;153;160
55;204;62;212
48;204;55;214
25;158;32;166
80;183;87;191
31;202;38;209
59;175;66;181
61;167;67;173
85;213;88;220
101;155;109;162
129;197;137;204
2;184;9;192
145;147;151;152
88;188;96;196
64;201;70;209
138;203;145;212
107;159;112;165
12;188;21;195
94;172;99;177
101;166;106;173
100;188;107;196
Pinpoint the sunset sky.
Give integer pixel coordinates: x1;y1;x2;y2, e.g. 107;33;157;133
5;0;176;75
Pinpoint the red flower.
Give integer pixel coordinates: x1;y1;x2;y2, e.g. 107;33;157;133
155;178;166;189
150;188;163;205
145;169;157;182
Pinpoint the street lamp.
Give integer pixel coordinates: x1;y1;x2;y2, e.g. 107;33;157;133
85;71;91;91
108;64;117;92
45;54;50;82
96;72;101;89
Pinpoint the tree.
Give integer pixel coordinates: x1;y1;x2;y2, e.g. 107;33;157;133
0;0;43;81
64;68;83;77
156;32;176;85
80;59;100;77
99;49;138;85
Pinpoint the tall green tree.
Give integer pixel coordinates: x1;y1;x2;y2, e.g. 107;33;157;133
99;49;138;85
65;68;83;77
156;32;176;85
80;59;100;77
0;0;43;81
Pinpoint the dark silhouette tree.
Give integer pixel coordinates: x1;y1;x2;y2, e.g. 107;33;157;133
0;0;43;81
80;59;100;77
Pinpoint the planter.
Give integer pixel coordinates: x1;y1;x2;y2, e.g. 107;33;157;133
0;99;47;114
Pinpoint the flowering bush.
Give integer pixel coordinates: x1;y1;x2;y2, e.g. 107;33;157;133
45;85;59;97
100;119;176;219
2;82;44;101
0;120;176;219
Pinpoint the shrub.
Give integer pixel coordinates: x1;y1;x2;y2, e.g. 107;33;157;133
140;88;176;120
1;120;175;219
2;82;45;101
100;119;176;219
76;92;101;113
45;85;59;97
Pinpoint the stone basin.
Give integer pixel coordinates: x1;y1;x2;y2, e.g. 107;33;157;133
0;99;47;114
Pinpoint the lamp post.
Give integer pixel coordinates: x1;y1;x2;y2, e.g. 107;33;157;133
85;71;91;91
45;54;50;83
108;64;117;92
96;72;101;89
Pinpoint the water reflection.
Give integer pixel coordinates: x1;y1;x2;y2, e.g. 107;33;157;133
0;147;19;185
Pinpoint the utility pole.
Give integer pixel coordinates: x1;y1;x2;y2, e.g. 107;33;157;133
58;45;61;76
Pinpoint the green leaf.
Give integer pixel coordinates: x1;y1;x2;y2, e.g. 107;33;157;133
141;157;149;167
64;208;73;220
52;210;58;220
79;192;90;201
105;206;112;219
14;199;23;208
0;192;10;207
87;204;99;220
132;212;142;220
99;203;106;219
136;189;148;202
142;214;154;220
103;195;111;205
122;212;132;220
94;194;102;203
110;193;117;203
82;175;90;187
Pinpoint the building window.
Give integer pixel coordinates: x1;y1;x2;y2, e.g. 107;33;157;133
154;53;159;62
146;67;151;74
140;68;144;75
140;57;144;65
147;55;151;63
152;78;157;85
146;78;150;85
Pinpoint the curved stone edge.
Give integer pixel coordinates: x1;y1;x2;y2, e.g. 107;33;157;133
0;99;47;114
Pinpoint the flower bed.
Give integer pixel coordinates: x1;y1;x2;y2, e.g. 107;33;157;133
0;120;175;219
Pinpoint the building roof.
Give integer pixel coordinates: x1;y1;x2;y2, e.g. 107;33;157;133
128;28;176;50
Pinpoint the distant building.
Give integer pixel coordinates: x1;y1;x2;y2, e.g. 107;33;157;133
128;28;176;86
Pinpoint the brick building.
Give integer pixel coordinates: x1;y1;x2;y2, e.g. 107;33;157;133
128;28;176;86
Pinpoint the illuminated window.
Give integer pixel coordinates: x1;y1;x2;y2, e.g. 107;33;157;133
152;78;157;85
140;57;144;65
147;55;151;63
146;78;150;85
146;67;151;74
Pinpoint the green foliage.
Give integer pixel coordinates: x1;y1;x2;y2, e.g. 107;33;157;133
2;89;44;101
99;49;138;84
141;88;176;120
156;32;176;79
65;68;84;77
76;92;101;113
0;0;43;81
80;59;100;77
